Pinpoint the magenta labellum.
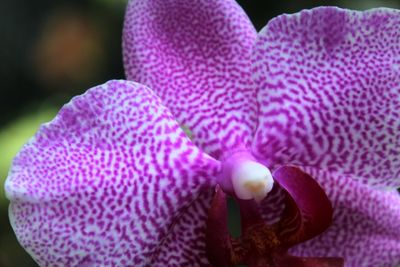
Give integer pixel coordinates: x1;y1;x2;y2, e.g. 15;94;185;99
207;167;344;267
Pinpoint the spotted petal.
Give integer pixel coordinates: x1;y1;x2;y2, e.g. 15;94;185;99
291;167;400;267
5;80;220;266
123;0;258;159
149;189;215;266
252;7;400;186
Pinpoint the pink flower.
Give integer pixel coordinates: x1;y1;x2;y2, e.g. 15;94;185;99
5;1;400;266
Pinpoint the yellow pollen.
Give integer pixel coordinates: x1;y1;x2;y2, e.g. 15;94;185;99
230;159;274;201
244;181;267;193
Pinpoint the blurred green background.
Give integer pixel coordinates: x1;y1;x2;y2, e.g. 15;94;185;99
0;0;398;266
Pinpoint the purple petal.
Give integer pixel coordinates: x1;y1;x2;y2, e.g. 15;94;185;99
259;184;286;225
290;167;400;267
273;166;333;247
275;256;344;267
252;7;400;186
123;0;258;159
150;189;214;266
5;80;220;266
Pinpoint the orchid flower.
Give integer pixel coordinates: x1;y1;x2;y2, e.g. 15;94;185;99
5;0;400;266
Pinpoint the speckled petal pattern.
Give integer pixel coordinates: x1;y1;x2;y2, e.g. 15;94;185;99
149;190;214;267
123;0;258;159
291;167;400;267
252;7;400;186
5;80;220;266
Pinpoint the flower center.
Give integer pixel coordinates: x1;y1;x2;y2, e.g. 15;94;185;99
221;151;274;202
206;186;345;267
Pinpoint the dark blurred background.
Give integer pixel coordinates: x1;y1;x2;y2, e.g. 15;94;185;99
0;0;398;266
